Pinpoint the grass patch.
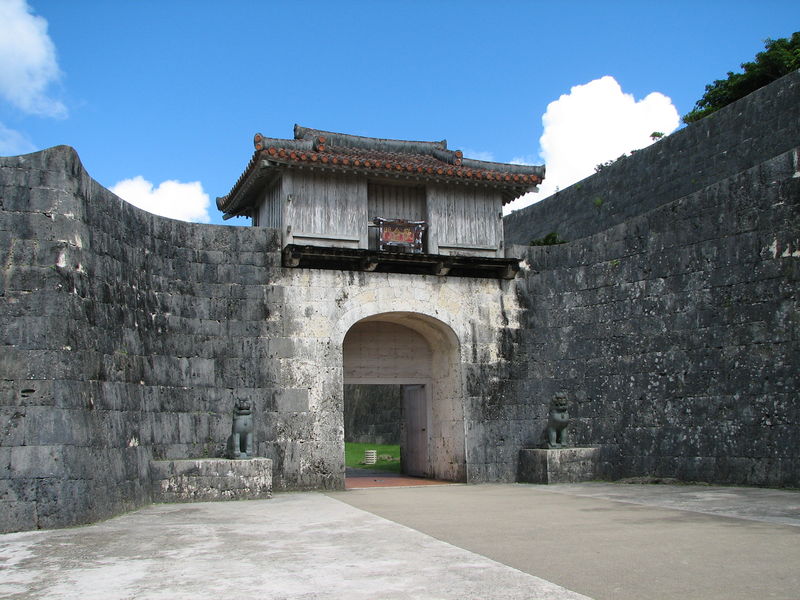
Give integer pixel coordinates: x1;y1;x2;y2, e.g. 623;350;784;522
345;442;402;473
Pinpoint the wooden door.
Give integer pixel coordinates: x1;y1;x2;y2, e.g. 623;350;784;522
403;385;428;477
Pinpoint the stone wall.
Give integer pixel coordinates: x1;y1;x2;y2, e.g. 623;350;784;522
2;71;798;533
275;265;523;485
513;145;799;486
1;146;287;530
505;69;800;245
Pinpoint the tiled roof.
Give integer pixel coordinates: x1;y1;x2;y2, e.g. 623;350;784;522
217;125;545;217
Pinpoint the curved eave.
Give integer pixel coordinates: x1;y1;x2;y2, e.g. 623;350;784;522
217;151;269;217
264;157;540;204
219;149;544;217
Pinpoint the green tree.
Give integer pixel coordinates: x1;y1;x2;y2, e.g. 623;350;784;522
683;32;800;124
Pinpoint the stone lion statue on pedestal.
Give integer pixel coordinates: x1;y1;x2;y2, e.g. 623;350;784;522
227;399;254;459
545;392;570;449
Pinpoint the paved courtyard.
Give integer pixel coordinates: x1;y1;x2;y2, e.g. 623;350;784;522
1;482;798;599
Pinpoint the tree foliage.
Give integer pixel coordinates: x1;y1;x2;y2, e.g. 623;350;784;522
683;32;800;124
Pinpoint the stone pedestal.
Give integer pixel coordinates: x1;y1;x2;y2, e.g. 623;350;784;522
518;447;601;484
150;458;273;503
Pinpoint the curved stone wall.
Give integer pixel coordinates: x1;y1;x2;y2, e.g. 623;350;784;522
505;72;799;487
1;146;284;530
512;137;799;484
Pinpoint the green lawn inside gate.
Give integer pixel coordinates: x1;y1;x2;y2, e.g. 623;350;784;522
345;442;402;473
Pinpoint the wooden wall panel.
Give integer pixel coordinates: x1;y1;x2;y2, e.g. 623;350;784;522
367;183;426;221
367;183;427;251
427;185;503;257
273;172;503;255
284;171;368;248
254;180;282;229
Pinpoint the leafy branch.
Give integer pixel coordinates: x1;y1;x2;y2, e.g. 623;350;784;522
683;32;800;124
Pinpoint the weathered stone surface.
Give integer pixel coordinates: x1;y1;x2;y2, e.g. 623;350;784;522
512;145;800;487
150;458;273;503
518;448;602;484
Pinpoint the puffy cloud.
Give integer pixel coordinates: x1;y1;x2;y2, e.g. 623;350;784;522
111;176;212;223
462;149;495;162
505;76;679;213
0;121;35;155
0;0;66;117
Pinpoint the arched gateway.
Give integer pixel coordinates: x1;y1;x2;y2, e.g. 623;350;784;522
342;312;465;482
217;124;537;491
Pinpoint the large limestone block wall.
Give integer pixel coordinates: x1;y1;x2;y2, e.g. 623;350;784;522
0;147;286;531
274;267;525;486
510;73;799;486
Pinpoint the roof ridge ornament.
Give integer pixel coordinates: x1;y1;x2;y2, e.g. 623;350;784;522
294;124;451;157
254;133;313;152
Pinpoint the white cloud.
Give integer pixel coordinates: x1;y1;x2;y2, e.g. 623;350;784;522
0;0;66;117
0;121;35;155
505;76;679;213
509;155;537;166
462;149;495;162
111;176;212;223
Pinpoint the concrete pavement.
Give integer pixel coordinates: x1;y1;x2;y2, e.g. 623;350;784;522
0;491;589;600
1;482;798;599
534;481;800;526
331;483;800;600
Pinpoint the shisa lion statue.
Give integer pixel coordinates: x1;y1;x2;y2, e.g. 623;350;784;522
227;399;254;459
545;392;570;449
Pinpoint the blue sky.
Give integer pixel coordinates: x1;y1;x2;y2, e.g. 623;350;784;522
1;1;798;224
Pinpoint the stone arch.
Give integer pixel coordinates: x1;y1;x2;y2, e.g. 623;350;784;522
341;311;466;482
330;285;471;351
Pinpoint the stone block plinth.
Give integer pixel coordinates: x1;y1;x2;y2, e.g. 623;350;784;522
518;447;601;484
150;458;273;503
